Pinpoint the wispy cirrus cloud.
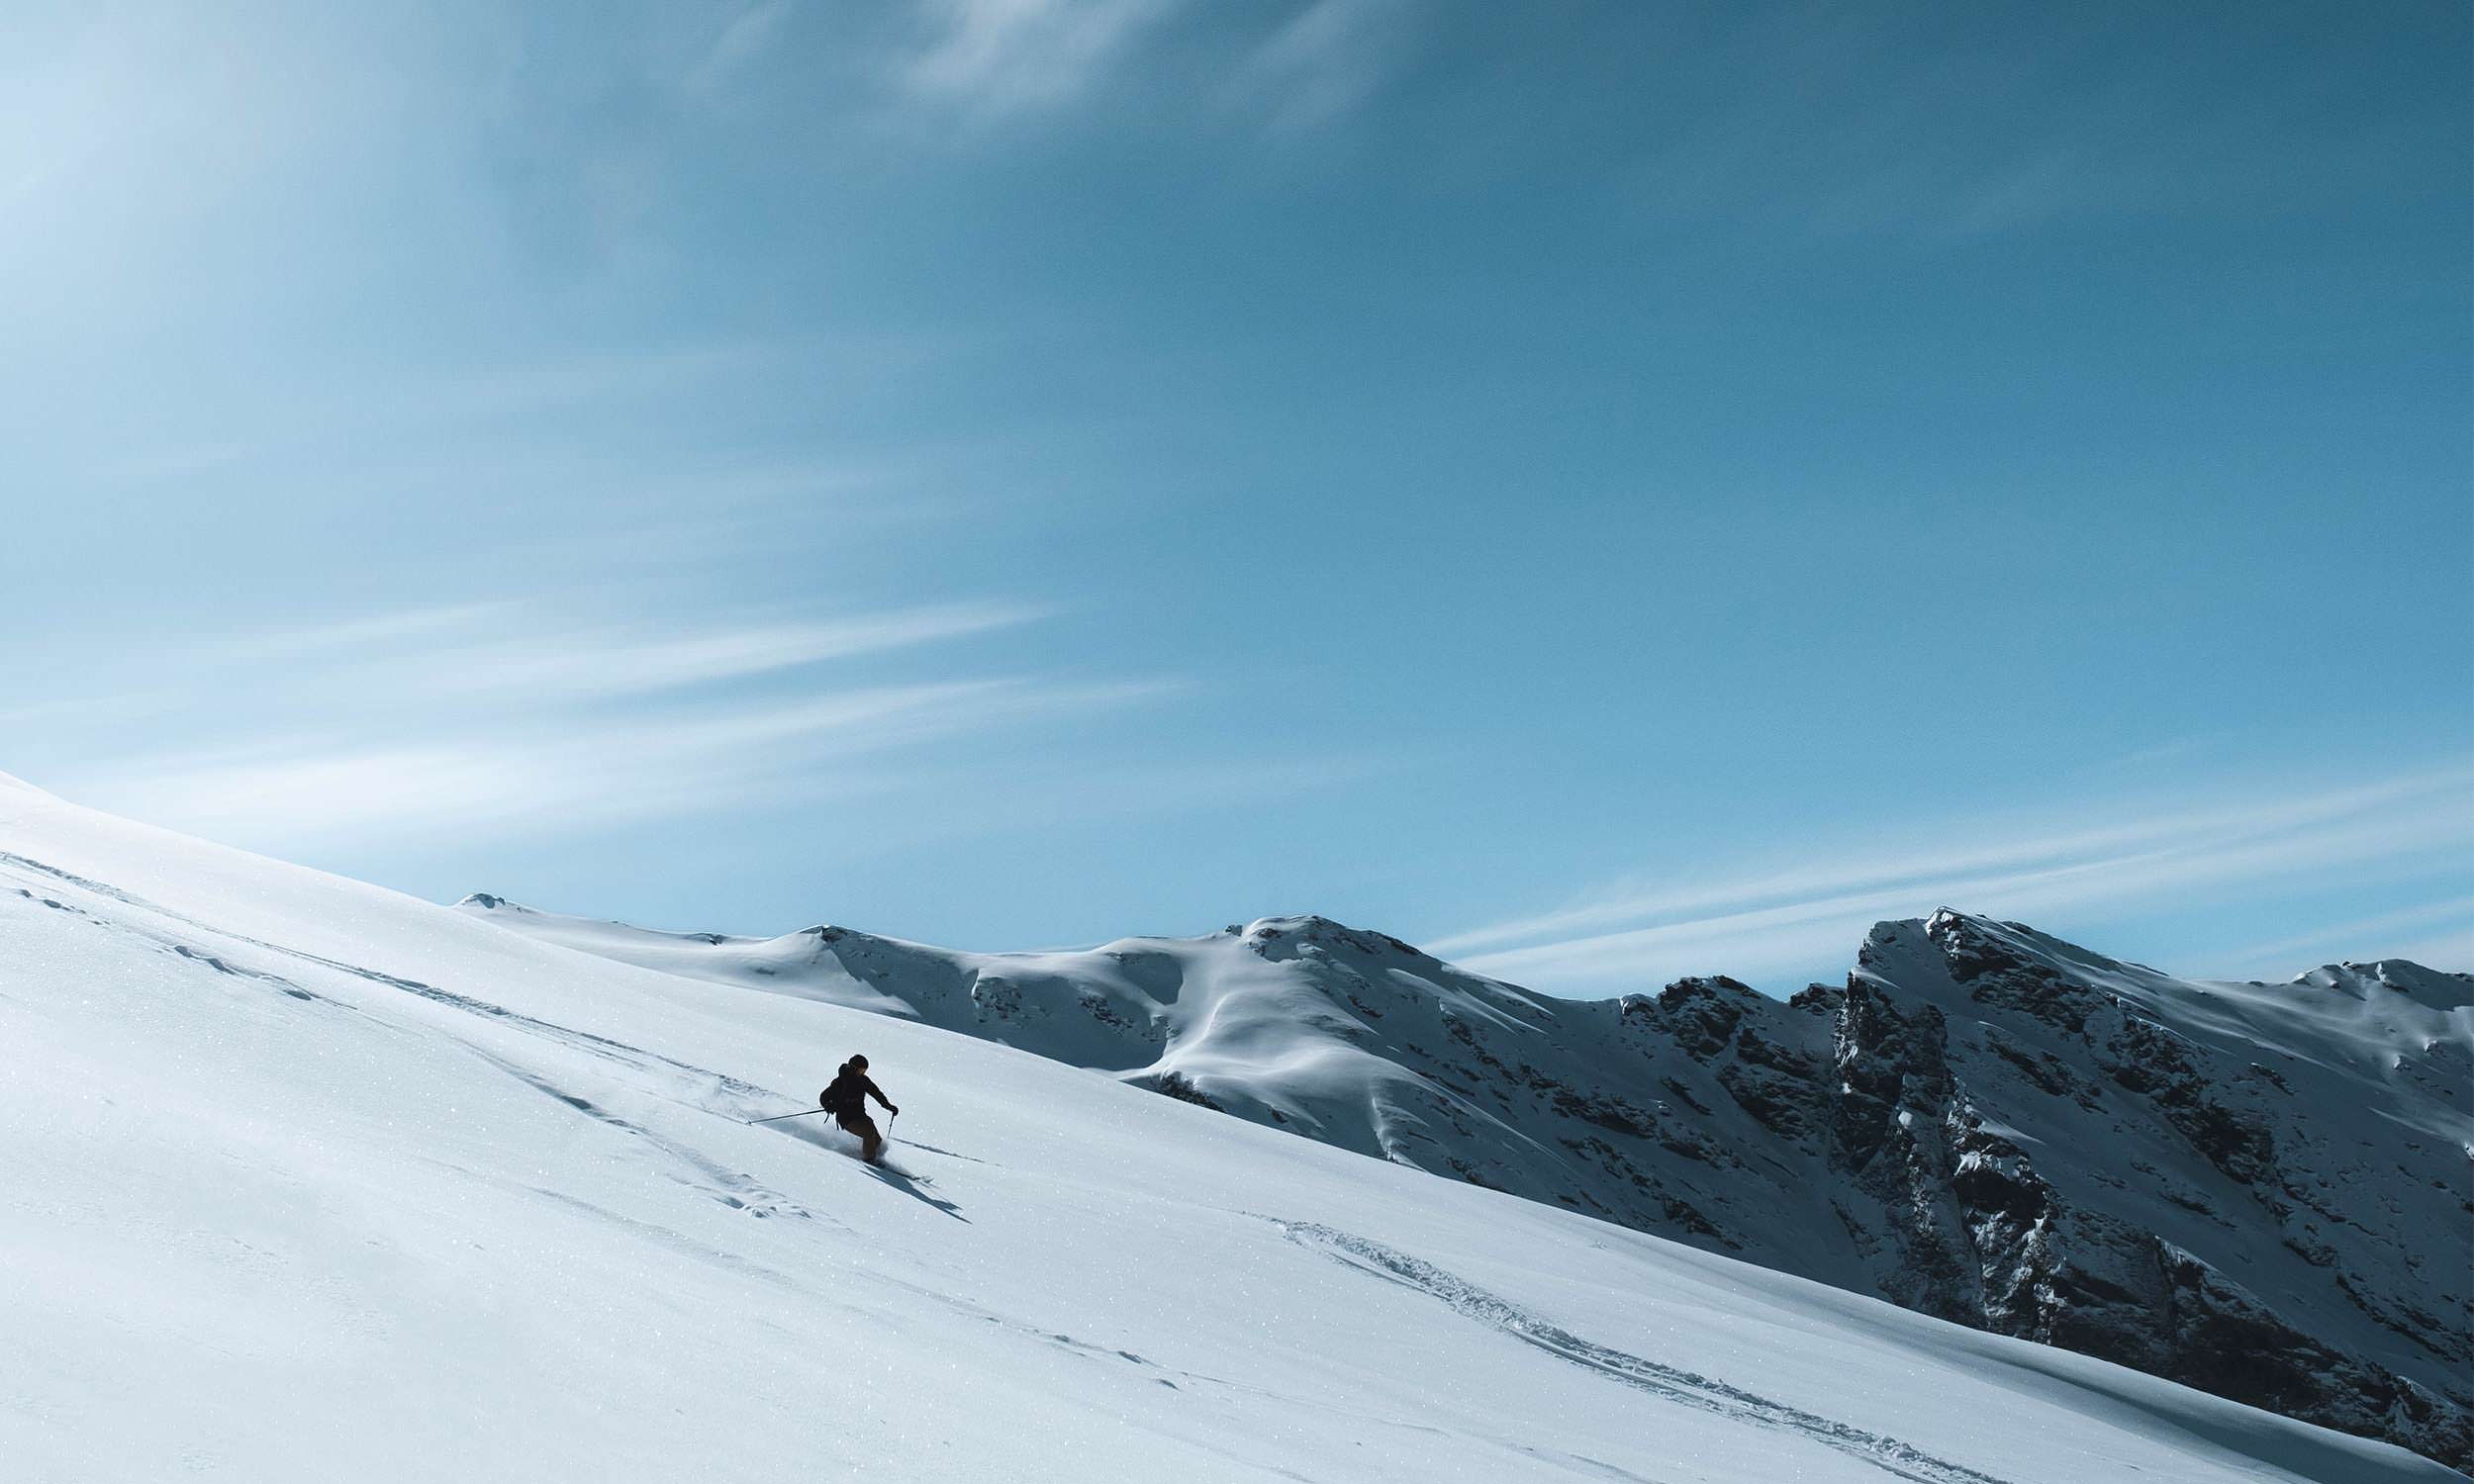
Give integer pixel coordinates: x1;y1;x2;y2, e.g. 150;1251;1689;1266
2219;896;2474;979
36;598;1179;849
209;603;523;661
685;0;798;97
202;600;1049;704
1441;765;2474;994
902;0;1179;114
1230;0;1412;137
1612;7;2329;248
1434;769;2474;957
83;675;1172;845
896;0;1414;132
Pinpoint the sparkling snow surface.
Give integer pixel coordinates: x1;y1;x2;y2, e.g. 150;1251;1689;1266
1;774;2453;1482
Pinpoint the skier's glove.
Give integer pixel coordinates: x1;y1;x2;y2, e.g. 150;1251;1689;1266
889;1105;901;1116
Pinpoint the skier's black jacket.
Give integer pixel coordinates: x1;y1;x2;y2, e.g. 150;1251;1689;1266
820;1066;891;1120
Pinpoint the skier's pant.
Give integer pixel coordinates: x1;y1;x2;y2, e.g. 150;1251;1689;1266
838;1112;883;1160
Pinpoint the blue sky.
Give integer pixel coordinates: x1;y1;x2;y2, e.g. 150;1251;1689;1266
4;1;2467;993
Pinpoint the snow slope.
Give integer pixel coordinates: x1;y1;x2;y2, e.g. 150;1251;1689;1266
3;776;2459;1483
453;898;2474;1469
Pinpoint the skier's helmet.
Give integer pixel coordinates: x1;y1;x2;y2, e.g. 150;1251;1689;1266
849;1054;869;1070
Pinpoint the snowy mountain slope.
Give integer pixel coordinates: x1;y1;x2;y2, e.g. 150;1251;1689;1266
4;780;2457;1482
457;896;2474;1469
1840;914;2472;1464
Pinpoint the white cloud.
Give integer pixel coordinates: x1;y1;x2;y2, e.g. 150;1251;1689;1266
2219;896;2474;978
687;1;797;96
91;745;552;842
2377;926;2474;974
211;603;523;661
1612;10;2247;248
1233;0;1410;137
1445;764;2474;994
33;596;1182;851
77;676;1175;847
460;603;1047;700
193;600;1047;703
893;0;1416;131
902;0;1177;114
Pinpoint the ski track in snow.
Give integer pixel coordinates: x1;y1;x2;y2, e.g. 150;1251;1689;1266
1;851;837;1232
458;862;2474;1473
524;1181;820;1288
4;860;1025;1351
8;818;2455;1484
0;850;770;1104
7;849;994;1235
461;1044;822;1224
1269;1219;2015;1484
2;873;1737;1480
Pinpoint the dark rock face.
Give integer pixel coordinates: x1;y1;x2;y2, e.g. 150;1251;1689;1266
1204;910;2474;1470
1219;913;2468;1466
1814;913;2474;1471
1143;1069;1222;1110
501;899;2474;1469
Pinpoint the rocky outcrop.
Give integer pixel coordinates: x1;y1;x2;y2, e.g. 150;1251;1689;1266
466;896;2474;1469
1835;912;2473;1470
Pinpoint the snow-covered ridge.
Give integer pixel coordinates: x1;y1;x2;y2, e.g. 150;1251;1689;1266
459;893;2474;1470
17;782;2459;1484
3;763;2460;1481
2291;956;2474;1012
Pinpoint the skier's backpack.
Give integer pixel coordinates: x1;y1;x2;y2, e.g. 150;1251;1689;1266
820;1074;859;1118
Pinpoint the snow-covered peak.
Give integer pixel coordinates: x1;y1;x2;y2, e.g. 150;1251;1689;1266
1237;913;1429;957
475;893;2474;1469
2293;958;2474;1012
10;778;2457;1482
454;890;530;913
1869;907;2154;992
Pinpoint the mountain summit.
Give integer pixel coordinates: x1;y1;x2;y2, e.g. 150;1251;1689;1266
25;775;2462;1481
463;895;2474;1469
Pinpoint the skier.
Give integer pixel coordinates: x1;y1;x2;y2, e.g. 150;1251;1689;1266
820;1055;899;1163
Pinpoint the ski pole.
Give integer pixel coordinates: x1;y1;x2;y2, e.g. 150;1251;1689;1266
746;1108;828;1126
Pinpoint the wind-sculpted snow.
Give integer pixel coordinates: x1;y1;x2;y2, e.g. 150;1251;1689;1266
465;898;2474;1469
4;770;2464;1481
1269;1219;2012;1484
